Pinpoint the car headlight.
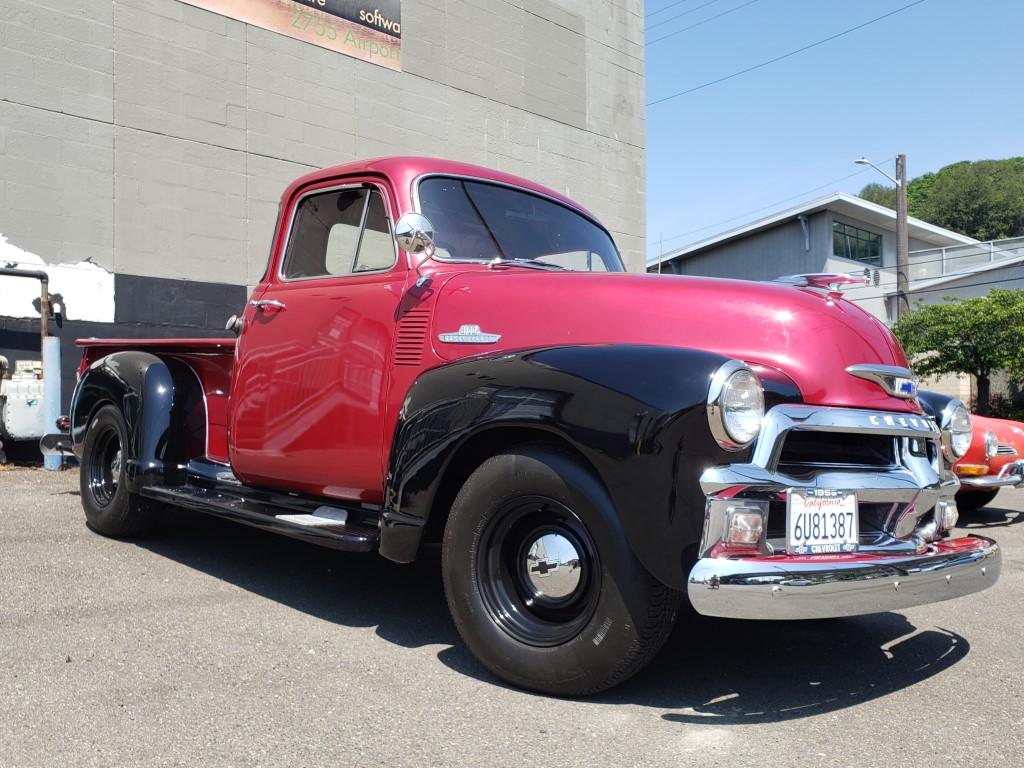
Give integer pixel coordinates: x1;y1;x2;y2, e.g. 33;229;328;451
940;399;972;459
708;361;765;450
984;430;998;460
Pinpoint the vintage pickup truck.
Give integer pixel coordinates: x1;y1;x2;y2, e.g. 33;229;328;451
49;157;1001;695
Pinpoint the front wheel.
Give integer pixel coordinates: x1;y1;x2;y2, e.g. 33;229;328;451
80;404;162;537
441;446;681;696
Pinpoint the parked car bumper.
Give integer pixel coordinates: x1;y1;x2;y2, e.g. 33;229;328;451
959;459;1024;489
687;535;1000;620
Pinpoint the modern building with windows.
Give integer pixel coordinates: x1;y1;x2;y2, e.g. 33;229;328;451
1;0;645;410
647;192;978;323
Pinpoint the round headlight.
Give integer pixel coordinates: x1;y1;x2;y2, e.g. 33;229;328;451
984;430;998;460
942;400;972;459
708;362;765;450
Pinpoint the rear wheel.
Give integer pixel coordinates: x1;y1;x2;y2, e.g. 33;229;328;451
80;405;162;537
441;446;681;696
955;488;999;514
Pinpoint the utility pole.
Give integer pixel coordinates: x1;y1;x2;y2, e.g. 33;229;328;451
895;153;908;320
855;154;909;321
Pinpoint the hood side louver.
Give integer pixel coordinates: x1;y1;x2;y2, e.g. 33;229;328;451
394;307;431;366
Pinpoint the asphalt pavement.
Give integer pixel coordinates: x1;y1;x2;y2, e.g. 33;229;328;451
1;466;1021;767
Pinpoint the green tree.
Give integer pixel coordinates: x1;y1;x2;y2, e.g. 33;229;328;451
893;288;1024;415
858;182;897;209
857;157;1024;240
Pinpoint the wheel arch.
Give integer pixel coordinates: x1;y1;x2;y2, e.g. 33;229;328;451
419;424;606;547
71;351;206;491
379;344;740;590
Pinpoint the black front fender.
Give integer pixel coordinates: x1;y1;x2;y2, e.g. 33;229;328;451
381;345;743;589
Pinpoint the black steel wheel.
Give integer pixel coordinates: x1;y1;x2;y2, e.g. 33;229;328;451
80;405;162;537
442;445;681;696
476;496;601;647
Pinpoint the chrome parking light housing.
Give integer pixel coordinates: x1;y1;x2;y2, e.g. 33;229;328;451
984;430;998;460
707;360;764;451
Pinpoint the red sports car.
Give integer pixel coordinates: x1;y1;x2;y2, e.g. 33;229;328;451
955;413;1024;511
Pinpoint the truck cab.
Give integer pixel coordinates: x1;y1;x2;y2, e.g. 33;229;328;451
56;157;1001;696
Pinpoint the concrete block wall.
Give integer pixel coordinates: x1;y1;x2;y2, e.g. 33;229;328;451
0;0;647;294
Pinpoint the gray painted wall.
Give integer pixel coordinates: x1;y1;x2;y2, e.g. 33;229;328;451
668;211;834;281
0;0;646;288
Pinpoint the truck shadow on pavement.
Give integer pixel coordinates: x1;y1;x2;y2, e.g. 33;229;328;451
957;503;1022;529
136;510;463;650
607;609;968;724
137;509;971;722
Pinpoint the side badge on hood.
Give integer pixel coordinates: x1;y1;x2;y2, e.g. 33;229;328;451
438;324;502;344
846;364;918;399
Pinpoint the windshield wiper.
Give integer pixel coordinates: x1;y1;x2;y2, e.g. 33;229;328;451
488;257;566;271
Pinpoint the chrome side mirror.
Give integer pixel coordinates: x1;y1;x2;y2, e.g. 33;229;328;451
394;213;435;255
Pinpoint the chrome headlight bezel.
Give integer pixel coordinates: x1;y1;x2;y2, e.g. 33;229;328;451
939;399;973;459
707;360;765;451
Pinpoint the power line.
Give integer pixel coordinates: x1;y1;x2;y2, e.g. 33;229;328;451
647;163;887;250
647;0;764;47
647;0;725;32
645;0;697;19
646;0;929;107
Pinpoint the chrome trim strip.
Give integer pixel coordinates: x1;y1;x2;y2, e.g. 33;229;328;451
846;363;919;399
687;536;1001;620
437;324;502;344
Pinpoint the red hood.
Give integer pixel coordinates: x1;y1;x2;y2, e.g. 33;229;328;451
430;270;920;413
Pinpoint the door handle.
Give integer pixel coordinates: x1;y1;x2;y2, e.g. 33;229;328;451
250;299;287;313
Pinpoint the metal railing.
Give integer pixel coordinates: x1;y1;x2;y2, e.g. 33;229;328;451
907;236;1024;283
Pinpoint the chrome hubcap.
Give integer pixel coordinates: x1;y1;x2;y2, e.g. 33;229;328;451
110;450;122;489
525;533;582;600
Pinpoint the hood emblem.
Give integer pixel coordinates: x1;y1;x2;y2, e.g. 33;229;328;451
438;324;502;344
846;364;918;399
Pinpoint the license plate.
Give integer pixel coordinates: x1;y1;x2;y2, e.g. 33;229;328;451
787;489;859;554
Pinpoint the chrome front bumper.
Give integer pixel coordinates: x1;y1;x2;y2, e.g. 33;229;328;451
688;404;1002;620
688;536;1000;619
959;459;1024;489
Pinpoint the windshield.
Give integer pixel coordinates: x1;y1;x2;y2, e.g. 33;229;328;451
417;177;624;272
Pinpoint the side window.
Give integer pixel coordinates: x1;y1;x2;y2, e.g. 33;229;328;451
281;186;396;279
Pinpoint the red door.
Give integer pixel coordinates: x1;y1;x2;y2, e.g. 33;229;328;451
229;180;406;502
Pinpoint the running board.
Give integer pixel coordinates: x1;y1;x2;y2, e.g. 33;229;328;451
141;484;379;552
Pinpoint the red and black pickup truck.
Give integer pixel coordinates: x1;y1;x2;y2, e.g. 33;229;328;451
46;156;1000;695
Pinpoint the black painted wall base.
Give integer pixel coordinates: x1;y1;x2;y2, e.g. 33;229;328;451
0;273;247;415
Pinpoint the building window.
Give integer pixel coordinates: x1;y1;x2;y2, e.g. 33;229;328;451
832;221;882;266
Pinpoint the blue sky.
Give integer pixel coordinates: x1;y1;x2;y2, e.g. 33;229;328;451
644;0;1024;262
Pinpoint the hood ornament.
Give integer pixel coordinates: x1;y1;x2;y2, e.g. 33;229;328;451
846;364;918;399
774;272;870;290
438;324;502;344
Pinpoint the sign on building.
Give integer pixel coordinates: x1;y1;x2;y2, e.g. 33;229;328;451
181;0;402;71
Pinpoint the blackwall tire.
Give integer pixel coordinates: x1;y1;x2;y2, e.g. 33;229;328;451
441;446;681;696
955;488;999;514
79;405;162;538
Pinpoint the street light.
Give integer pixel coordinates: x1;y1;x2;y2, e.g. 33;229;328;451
855;154;908;320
